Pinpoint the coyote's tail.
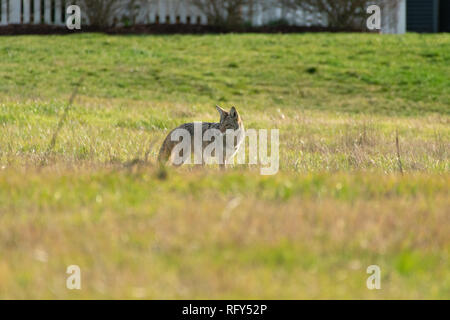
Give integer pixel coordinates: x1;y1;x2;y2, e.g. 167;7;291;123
157;134;176;164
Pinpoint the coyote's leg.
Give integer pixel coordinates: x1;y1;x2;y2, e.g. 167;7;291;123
220;149;230;170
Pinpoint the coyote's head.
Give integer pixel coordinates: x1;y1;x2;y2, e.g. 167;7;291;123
216;105;242;133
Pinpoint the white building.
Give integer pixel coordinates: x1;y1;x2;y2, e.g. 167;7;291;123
0;0;406;34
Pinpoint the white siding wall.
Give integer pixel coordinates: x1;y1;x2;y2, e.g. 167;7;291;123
0;0;7;25
9;0;21;24
23;0;30;24
380;0;406;34
0;0;403;33
33;0;41;24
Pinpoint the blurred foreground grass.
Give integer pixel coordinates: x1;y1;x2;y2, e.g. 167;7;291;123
0;167;448;299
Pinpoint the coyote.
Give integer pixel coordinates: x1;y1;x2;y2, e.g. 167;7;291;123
158;106;245;168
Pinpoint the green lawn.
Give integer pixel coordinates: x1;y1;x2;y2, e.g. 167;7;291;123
0;33;448;299
1;33;449;115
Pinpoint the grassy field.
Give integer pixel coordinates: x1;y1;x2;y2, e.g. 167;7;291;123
0;33;449;299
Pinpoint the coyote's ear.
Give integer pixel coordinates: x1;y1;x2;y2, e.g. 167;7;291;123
230;106;238;119
216;105;227;122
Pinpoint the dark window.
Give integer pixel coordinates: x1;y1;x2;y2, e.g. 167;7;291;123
165;15;170;23
155;15;159;24
61;0;66;23
407;0;439;32
197;16;201;25
51;0;55;23
186;16;191;24
21;0;24;23
41;0;45;23
30;0;35;22
440;0;450;32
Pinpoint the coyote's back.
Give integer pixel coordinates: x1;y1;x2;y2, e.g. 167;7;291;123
158;106;244;167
